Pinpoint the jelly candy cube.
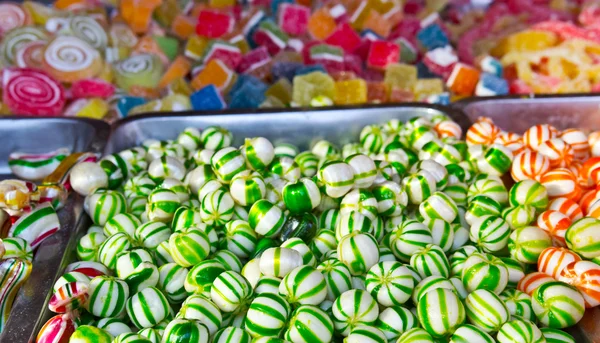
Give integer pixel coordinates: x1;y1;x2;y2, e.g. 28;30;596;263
265;78;293;105
225;32;251;54
349;0;373;30
384;63;417;90
191;59;237;92
202;40;242;69
397;38;418;64
171;15;197;39
191;85;227;110
196;9;234;38
159;56;192;89
413;78;444;100
367;81;388;103
153;35;179;61
253;20;289;55
71;79;115;99
422;45;457;78
210;0;235;8
367;40;399;70
334;78;367;105
292;71;335;106
416;23;449;51
362;9;391;38
446;62;480;96
65;98;109;119
327;3;348;23
477;55;503;77
272;62;304;81
307;8;337;40
475;73;509;96
343;53;363;74
426;92;450;105
361;29;383;41
116;96;147;117
271;0;294;17
120;0;161;33
167;77;194;96
278;3;310;36
309;44;345;72
185;35;209;61
325;22;362;53
389;87;414;102
229;82;267;109
295;64;327;76
135;35;170;65
237;46;272;74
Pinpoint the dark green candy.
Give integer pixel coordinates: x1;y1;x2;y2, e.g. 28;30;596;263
279;212;318;244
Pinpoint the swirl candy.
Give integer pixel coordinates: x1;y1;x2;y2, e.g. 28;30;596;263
558;260;600;308
36;314;76;343
114;54;164;92
332;289;378;336
531;281;585;328
464;289;509;333
2;67;65;116
9;202;59;249
417;288;465;338
0;258;32;332
42;36;103;83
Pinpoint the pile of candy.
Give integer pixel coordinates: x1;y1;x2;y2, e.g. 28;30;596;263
31;113;600;343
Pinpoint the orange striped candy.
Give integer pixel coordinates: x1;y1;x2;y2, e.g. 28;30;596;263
581;157;600;187
511;150;550;182
434;121;462;139
495;132;525;154
580;189;598;215
588;131;600;148
548;197;584;222
536;210;571;247
466;121;500;146
586;198;600;219
476;116;494;124
558;261;600;308
537;138;574;168
540;168;581;201
517;271;555;296
523;124;558;152
538;247;581;279
560;129;589;162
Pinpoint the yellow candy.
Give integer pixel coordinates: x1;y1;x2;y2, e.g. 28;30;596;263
492;30;558;56
160;94;192;111
334;79;367;105
185;36;208;61
65;98;109;119
210;0;235;8
384;63;417;90
129;99;163;115
265;78;293;105
413;79;444;100
260;96;286;108
167;77;194;97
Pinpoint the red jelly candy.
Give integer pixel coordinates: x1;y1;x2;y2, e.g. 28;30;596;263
2;68;66;116
196;9;234;38
367;40;399;70
278;3;310;36
71;79;116;99
237;46;271;74
325;23;362;53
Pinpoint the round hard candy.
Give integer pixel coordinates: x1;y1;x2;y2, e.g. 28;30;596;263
282;178;321;214
340;189;379;221
335;210;373;241
469;215;510;253
376;305;418;341
279;265;326;305
98;233;132;271
248;200;285;238
511;150;550;182
88;276;129;318
337;232;379;276
259;247;302;278
537;210;571;247
255;276;281;295
450;246;479;277
169;229;211;267
365;261;414;307
346;325;386;343
214;250;243;273
360;125;385;153
48;281;89;313
210;271;252;313
312;140;340;160
502;205;537;230
70;162;108;196
467;178;508;205
465;196;502;226
135;221;171;250
200;189;234;226
281;238;317;267
317;258;352;301
146;188;180;223
538;247;581;280
418;191;458;224
565;217;600;259
223;220;257;259
345;154;377;189
558;260;600;308
162;319;209;343
76;232;106;262
465;289;509;333
461;252;508;294
332;289;378;336
270;157;301;182
500;289;536;322
213;327;252;343
295;151;319;178
177;294;222;335
245;293;290;338
211;147;246;183
540;168;580;200
157;263;188;304
396;328;435;343
244;137;274;171
548;197;583;221
509;180;549;212
449;324;495;343
318;160;355;198
229;171;266;207
497;319;544;343
310;229;337;261
412;276;455;304
184;259;226;296
410;244;450;279
391;220;432;262
466;121;500;146
69;325;112;343
96;318;131;337
508;226;552;264
201;126;232;150
540;328;575;343
85;190;127;226
126;287;170;329
285;305;334;343
402;170;437;205
417;288;465;338
537;138;574;169
518;272;555;296
531;281;585;328
148;156;186;182
524;124;558;151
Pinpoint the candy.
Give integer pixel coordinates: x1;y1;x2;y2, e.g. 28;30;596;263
462;252;508;294
531;281;585;328
169;229;211;267
449;324;495;343
538;247;581;280
365;261;413;307
410;244;450;279
558;260;600;308
469;215;510;253
88;276;129;318
565;217;600;259
338;232;379;275
9;202;59;249
508;226;552;264
518;272;555;296
318;160;355;198
36;314;76;343
465;289;509;333
549;197;583;221
396;328;435;343
69;325;112;343
497;319;544;343
184;259;225;296
511;151;551;182
500;289;536;323
283;178;321;214
417;288;465;338
332;289;378;336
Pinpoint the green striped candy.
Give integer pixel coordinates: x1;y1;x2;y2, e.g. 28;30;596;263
461;252;508;294
200;190;235;226
444;182;468;206
509;180;548;212
465;195;502;226
469;215;510;253
345;154;377;189
372;181;407;217
126;287;170;329
248;200;285;238
214;250;243;273
186;164;217;195
178;294;223;335
499;289;536;322
155;241;174;266
201;126;232;150
242;258;263;289
360;125;385;154
340;189;378;221
214;327;252;343
88;276;129;317
391;220;432;262
467;178;508;205
147;189;181;223
124;174;156;198
259;247;303;278
318;160;355;198
465;289;509;333
171;207;203;232
53;272;90;293
310;229;337;261
497;319;544;343
233;205;249;221
184;259;226;296
112;333;152;343
115;247;153;278
86;190;127;226
162;319;210;343
419;192;458;224
449;246;478;278
378;247;395;262
274;143;299;159
283;178;321;214
157;178;190;203
319;209;340;231
449;324;495;343
410;160;447;190
138;328;161;343
295;152;319;178
335;210;373;242
374;161;394;184
396;328;435;343
427;219;454;253
281;238;317;267
69;325;112;343
446;164;470;185
508;226;552;264
376;305;418;341
191;149;216;166
565;217;600;259
223;220;258;259
383;215;404;234
353;275;366;290
337;232;380;276
285;305;333;343
244;137;274;171
211;271;253;313
98;233;132;270
478;144;513;176
211;147;247;183
417;288;465;338
99;155;128;189
255;276;281;295
365;261;414;307
502;205;536;230
317;259;352;301
96;317;130;337
128;196;147;217
135;221;172;250
158;263;188;303
177;127;201;151
531;281;585;328
279;265;326;305
451;223;469;252
343;143;365;159
104;213;141;238
402;171;437;205
77;232;106;262
412;275;456;304
169;229;211;267
245;293;291;337
148;156;186;182
332;289;379;336
312;140;340;160
410;244;450;279
346;325;386;343
450;276;468;300
540;328;575;343
230;170;266;207
270;157;301;183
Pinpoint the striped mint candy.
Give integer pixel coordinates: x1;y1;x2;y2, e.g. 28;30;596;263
112;332;151;343
169;229;211;267
116;248;153;279
186;164;217;195
417;287;465;338
223;220;257;259
128;196;147;218
499;289;536;322
427;219;454;253
200;189;234;226
85;190;127;226
532;281;585;328
500;257;525;289
345;154;377;189
148;155;186;182
402;170;437;205
372;181;407;217
171;207;203;232
444;182;468;207
253;338;291;343
319;209;341;231
229;171;266;207
338;232;379;276
467;178;508;205
508;226;552;264
121;262;158;295
396;328;435;343
449;324;494;343
177;127;201;151
449;246;478;277
461;252;508;294
509;180;549;212
465;289;509;333
565;217;600;259
49;281;89;313
281;238;317;267
178;294;222;335
412;276;455;304
450;276;468;300
98;233;132;271
465;195;502;226
559;260;600;308
162;319;209;343
104;213;140;238
497;319;544;343
201;126;232;150
69;325;113;343
76;232;106;262
96;318;130;337
419;192;458;224
211;147;246;183
295;151;319;178
360;125;385;153
270;157;301;183
283;178;321;214
124;173;155;198
540;328;575;343
518;272;555;296
469;215;510;253
3;237;33;262
332;289;379;336
310;229;337;261
157;263;188;304
373;161;394;185
126;287;170;329
135;221;171;250
8;203;58;249
210;271;253;313
285;305;334;343
241;258;262;288
365;261;414;307
279;265;327;305
451;223;470;252
317;258;352;301
340;189;379;221
259;247;303;278
244;137;274;171
346;325;386;343
248;200;285;238
146;188;181;223
138;328;161;343
502;205;536;230
155;241;174;266
255;276;281;295
245;293;291;338
376;306;418;341
214;250;243;273
410;244;450;279
88;276;129;317
335;210;373;241
391;220;432;262
213;327;251;343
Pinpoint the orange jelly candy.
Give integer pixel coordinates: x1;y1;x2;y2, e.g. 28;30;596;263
121;0;162;33
362;9;391;38
308;8;337;40
171;15;197;39
159;56;192;89
191;59;236;92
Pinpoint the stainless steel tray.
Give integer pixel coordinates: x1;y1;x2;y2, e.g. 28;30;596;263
0;117;110;343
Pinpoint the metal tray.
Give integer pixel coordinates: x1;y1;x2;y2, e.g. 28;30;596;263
0;117;110;343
